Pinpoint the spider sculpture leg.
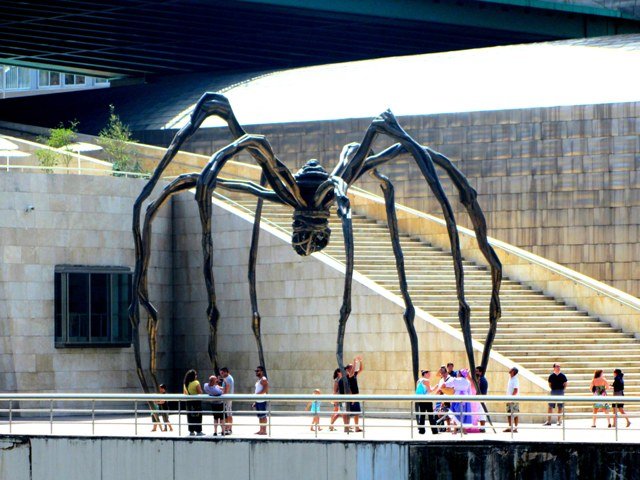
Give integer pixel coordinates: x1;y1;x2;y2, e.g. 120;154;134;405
136;173;200;391
137;173;282;387
248;173;269;370
424;148;502;373
329;111;475;380
327;177;355;393
370;168;419;385
359;144;502;378
130;93;248;391
360;145;501;431
195;134;298;373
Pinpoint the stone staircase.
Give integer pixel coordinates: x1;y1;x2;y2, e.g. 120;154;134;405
220;191;640;404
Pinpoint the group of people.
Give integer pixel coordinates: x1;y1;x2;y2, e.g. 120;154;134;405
414;362;490;435
159;360;631;436
182;366;237;436
588;368;631;428
326;355;364;433
413;362;633;434
540;364;631;429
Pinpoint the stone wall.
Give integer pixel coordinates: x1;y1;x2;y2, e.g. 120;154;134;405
0;172;543;399
171;192;545;404
138;101;640;298
0;173;173;393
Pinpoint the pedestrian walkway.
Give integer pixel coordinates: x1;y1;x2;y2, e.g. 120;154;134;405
1;414;636;443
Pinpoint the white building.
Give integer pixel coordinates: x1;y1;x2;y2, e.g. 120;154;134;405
1;65;109;99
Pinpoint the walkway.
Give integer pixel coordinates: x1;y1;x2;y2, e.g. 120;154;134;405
2;414;636;443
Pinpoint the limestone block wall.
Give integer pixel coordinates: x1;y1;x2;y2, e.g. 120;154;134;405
172;192;545;406
140;101;640;298
0;173;173;393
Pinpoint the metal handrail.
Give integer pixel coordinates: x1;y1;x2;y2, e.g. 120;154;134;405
3;164;152;178
1;393;637;442
0;392;637;403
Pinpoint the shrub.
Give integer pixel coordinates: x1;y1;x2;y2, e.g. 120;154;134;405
98;105;144;176
46;121;78;148
34;149;61;173
35;121;78;172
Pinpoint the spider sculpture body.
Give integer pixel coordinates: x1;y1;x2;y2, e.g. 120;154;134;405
129;93;502;393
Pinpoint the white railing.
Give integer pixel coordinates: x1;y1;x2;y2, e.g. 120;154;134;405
3;164;151;178
0;393;637;442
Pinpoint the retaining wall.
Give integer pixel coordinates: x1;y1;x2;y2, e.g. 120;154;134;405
0;436;637;480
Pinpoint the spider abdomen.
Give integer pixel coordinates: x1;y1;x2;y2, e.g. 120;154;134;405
291;209;331;256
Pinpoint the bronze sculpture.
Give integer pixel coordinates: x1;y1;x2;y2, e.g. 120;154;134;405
129;93;502;393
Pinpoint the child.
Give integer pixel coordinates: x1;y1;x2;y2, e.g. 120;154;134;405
306;389;322;432
153;384;173;432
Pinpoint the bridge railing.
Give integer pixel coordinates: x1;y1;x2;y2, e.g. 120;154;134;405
0;393;637;442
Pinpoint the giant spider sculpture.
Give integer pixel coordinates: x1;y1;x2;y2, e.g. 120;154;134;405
129;93;502;393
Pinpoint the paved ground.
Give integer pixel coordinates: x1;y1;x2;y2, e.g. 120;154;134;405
1;413;637;443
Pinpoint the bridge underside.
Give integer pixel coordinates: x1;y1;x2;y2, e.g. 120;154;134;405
1;0;639;79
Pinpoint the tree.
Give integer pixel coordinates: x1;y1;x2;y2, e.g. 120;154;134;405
98;105;144;176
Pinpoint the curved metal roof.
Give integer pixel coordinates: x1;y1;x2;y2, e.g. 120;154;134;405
1;0;639;79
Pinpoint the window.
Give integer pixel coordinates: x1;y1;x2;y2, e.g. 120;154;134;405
3;66;30;90
55;266;132;348
39;70;61;87
64;74;86;85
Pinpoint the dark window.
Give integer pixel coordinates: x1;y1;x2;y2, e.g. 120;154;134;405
55;266;132;348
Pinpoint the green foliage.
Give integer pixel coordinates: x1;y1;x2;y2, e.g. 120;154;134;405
46;121;78;148
35;121;79;172
34;149;61;173
98;105;144;176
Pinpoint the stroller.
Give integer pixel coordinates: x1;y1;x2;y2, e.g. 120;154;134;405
435;400;452;432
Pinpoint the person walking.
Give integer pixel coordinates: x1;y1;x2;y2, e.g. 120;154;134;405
220;367;234;434
543;363;567;426
504;367;519;433
183;369;204;436
253;365;269;435
590;370;611;428
612;368;631;428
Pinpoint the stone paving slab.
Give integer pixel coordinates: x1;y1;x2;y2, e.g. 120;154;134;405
1;414;637;444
